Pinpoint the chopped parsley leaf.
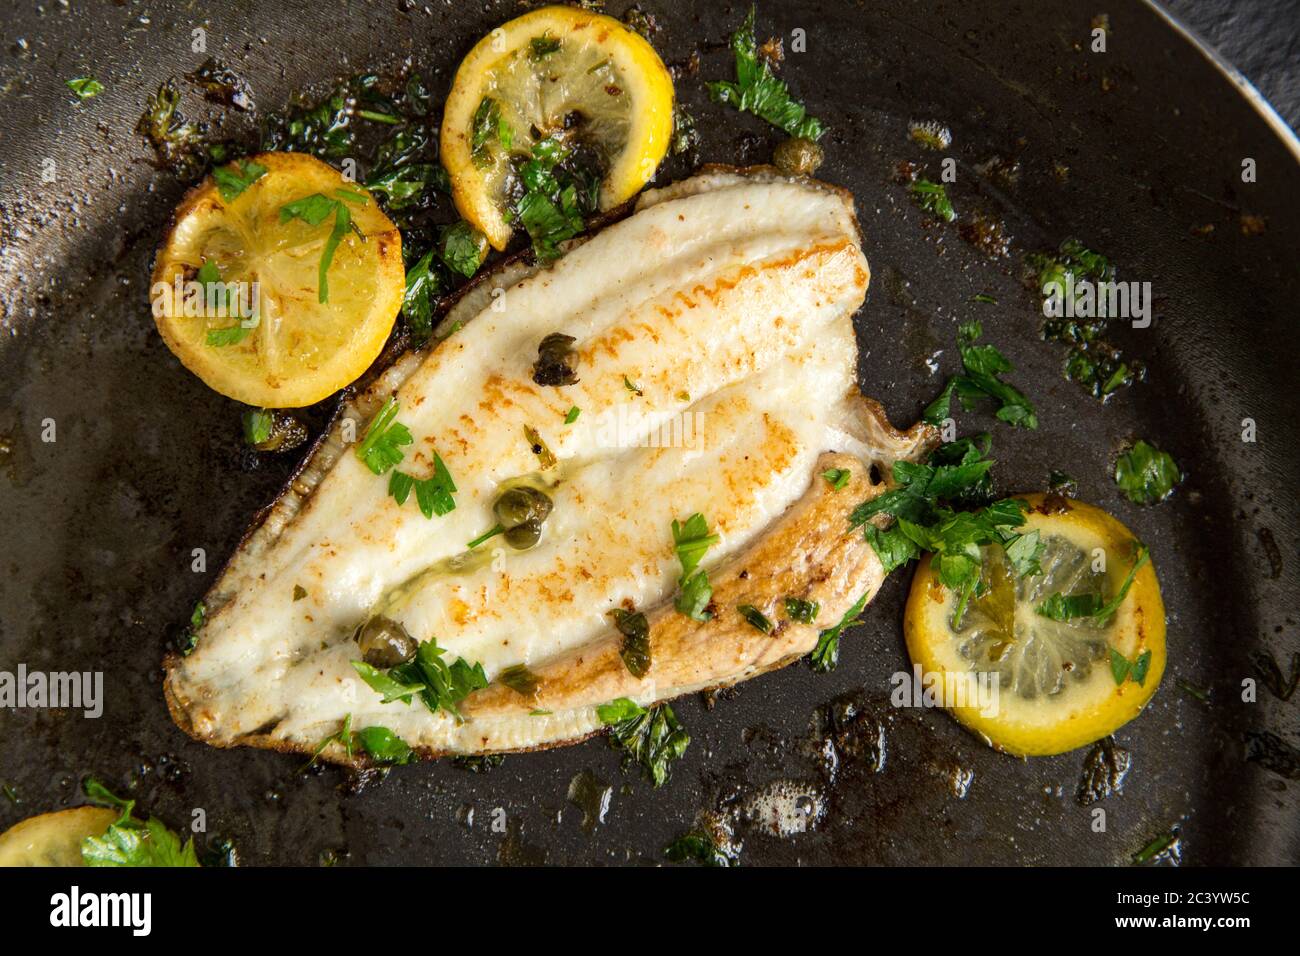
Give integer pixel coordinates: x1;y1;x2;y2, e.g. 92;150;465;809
212;159;267;202
387;452;457;518
1037;544;1150;625
564;406;581;424
401;248;444;345
354;725;414;765
737;604;774;634
1114;440;1181;505
499;664;541;697
438;220;485;278
599;699;690;788
784;597;820;624
810;592;868;672
923;321;1038;429
909;178;955;222
610;608;652;678
66;77;104;100
279;190;369;303
672;513;719;621
353;638;487;720
355;397;413;475
708;6;825;140
81;778;200;867
850;436;1034;625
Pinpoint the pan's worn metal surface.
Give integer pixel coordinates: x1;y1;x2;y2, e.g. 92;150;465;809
0;1;1297;865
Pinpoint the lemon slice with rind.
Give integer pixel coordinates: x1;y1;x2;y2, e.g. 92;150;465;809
440;5;675;250
904;494;1165;756
0;806;117;867
152;151;403;408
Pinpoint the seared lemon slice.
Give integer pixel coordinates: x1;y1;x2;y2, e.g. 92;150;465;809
904;494;1165;756
0;807;117;866
441;5;674;250
152;151;403;408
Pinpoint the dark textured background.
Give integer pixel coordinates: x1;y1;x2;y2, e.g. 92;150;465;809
0;0;1297;866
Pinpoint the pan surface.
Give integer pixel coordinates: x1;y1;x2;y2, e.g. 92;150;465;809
0;0;1297;865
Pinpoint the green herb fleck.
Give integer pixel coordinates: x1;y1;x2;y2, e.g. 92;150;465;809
784;597;820;624
212;159;267;202
665;831;737;867
67;77;104;100
821;467;851;490
1114;440;1181;505
909;178;955;222
354;726;414;765
810;592;868;672
499;664;541;697
610;608;652;678
737;604;774;634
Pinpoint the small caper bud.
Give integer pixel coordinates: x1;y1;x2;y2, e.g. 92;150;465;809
504;519;544;550
493;486;553;528
773;137;824;177
532;332;579;386
355;615;417;668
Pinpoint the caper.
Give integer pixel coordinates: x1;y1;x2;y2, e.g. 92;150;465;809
354;615;417;668
493;486;553;528
532;332;579;386
773;137;824;177
504;519;544;550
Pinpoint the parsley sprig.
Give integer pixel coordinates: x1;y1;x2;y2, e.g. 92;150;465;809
81;778;200;867
850;436;1043;625
596;698;690;787
355;396;413;474
352;638;487;721
810;592;868;672
355;398;458;517
708;6;825;140
923;321;1038;429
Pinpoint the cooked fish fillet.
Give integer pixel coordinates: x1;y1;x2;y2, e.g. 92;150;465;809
164;167;935;765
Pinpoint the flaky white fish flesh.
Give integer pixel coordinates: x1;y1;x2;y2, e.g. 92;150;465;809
164;168;934;764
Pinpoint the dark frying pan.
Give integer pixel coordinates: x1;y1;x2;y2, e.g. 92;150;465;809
0;0;1296;866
